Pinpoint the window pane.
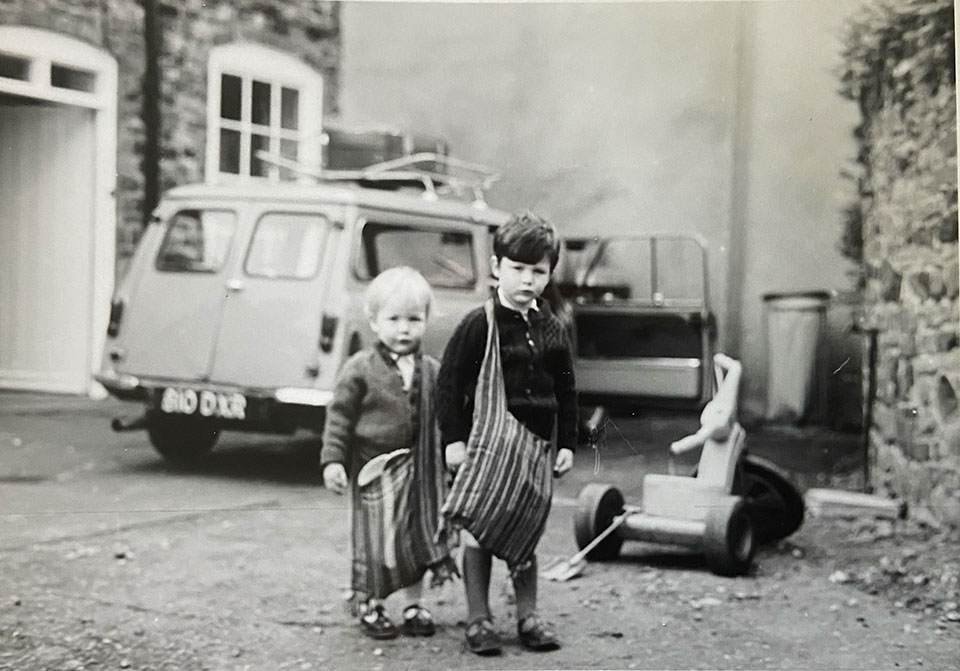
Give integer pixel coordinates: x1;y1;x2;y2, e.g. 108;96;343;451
220;74;241;121
250;134;270;178
360;223;475;288
219;128;241;174
245;214;328;279
279;139;299;181
0;54;30;81
50;64;96;92
252;79;271;125
156;210;236;273
655;238;705;301
281;87;299;130
582;239;652;301
575;238;706;303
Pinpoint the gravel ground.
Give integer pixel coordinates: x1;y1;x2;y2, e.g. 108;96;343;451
1;398;957;670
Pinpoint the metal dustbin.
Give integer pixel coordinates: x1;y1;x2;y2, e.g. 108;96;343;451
763;290;831;423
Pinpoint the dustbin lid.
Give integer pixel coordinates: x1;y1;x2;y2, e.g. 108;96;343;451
762;290;830;311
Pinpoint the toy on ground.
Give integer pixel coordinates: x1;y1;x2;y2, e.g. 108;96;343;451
566;353;804;578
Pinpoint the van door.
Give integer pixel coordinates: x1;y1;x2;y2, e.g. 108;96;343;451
210;207;341;387
119;208;239;381
350;210;486;360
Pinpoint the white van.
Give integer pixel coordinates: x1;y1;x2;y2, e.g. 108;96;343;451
97;164;509;462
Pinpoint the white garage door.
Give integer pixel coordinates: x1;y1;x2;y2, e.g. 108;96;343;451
0;99;96;393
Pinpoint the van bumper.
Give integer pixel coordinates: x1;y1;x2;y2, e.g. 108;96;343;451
96;373;331;433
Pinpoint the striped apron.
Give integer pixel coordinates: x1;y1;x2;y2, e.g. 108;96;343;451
355;357;456;600
439;300;553;571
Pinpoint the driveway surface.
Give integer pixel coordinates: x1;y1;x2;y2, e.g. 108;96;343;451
1;393;957;670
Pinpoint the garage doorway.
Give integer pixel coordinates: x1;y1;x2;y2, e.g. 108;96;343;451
0;27;117;395
0;96;96;392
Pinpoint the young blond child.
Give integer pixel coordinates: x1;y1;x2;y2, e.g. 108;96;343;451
438;211;579;655
320;266;452;640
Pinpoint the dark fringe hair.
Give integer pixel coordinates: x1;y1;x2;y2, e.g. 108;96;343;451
493;210;560;270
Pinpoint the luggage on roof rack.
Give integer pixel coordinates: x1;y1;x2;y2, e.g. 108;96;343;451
322;125;449;174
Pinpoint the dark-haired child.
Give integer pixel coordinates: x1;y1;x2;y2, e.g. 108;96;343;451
437;211;579;655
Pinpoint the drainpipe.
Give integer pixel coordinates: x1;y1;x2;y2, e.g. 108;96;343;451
723;2;756;359
861;327;879;494
142;0;161;226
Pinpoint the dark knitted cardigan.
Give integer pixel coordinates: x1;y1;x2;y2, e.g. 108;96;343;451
320;344;430;472
437;295;579;452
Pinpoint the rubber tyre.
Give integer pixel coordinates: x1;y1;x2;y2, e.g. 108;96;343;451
146;412;219;463
573;483;625;560
704;496;756;576
691;453;804;544
734;455;805;543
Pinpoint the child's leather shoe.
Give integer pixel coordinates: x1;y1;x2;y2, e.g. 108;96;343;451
465;618;502;656
360;603;399;640
517;613;560;651
401;605;436;636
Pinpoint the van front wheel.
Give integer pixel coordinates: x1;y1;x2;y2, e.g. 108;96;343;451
146;412;219;463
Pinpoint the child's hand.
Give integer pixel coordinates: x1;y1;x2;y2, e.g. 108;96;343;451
323;463;348;494
445;441;467;473
553;448;574;477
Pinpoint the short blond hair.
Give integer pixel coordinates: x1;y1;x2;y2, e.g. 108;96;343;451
364;266;433;319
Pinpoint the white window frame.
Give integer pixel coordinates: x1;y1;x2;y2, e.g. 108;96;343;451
206;43;322;184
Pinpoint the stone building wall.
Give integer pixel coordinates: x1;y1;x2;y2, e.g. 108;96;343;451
841;0;959;526
0;0;341;267
154;0;341;198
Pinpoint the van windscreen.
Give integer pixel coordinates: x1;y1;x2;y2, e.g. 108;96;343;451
155;210;236;273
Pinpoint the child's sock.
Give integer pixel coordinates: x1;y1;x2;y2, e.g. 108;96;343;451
511;556;538;623
463;546;493;623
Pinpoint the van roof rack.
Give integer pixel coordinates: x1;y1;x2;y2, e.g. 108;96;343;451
254;150;500;207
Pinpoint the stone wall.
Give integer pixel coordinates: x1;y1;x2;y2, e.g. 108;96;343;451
840;0;959;527
1;0;341;268
155;0;341;194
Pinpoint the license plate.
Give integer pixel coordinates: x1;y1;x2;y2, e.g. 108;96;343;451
159;387;247;420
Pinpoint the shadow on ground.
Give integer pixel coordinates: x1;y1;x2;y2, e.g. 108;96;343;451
124;433;324;487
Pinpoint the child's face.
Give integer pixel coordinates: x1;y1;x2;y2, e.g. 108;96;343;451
369;293;427;355
492;253;551;310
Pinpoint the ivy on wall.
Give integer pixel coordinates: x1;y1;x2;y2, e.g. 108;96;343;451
837;0;956;273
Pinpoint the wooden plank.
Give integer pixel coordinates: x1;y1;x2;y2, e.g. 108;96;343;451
804;488;907;520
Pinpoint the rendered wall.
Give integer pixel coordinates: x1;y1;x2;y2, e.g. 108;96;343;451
341;0;861;414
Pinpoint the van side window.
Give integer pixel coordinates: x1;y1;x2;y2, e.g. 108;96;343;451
358;222;476;289
245;213;329;279
155;210;236;273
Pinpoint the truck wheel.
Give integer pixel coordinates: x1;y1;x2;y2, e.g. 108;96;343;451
704;496;755;576
146;413;219;463
574;483;625;560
